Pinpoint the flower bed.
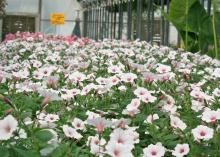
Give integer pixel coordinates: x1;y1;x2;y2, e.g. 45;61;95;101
0;32;220;157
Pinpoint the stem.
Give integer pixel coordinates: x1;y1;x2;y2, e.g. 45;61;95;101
185;0;189;51
212;1;219;59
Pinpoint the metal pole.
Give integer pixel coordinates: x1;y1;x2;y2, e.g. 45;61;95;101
127;0;132;40
83;10;88;37
207;0;211;16
137;0;142;39
89;8;92;38
110;3;113;39
165;0;170;46
38;0;42;32
99;7;102;39
95;7;99;40
150;0;154;43
113;5;117;39
102;6;106;39
161;0;165;45
90;8;92;38
92;7;94;39
106;5;110;38
118;1;123;39
147;0;151;42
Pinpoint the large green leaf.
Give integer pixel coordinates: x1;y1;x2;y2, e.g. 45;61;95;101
34;130;53;142
0;147;9;157
168;0;197;30
166;0;214;53
13;148;40;157
49;144;69;157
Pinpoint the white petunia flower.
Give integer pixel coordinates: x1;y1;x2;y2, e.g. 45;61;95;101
105;142;133;157
172;144;190;157
0;115;18;140
62;125;82;140
170;115;187;131
191;125;214;141
143;143;166;157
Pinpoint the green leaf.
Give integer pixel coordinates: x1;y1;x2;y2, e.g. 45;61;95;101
0;147;9;157
13;148;40;157
50;144;68;157
34;130;53;142
165;0;214;53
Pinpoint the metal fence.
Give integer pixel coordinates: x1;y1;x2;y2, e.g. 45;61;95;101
82;0;212;47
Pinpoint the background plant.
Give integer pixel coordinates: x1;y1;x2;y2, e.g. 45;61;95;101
164;0;220;59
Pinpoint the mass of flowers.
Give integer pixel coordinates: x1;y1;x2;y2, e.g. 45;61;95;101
0;32;220;157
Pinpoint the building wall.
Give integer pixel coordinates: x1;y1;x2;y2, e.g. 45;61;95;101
3;0;82;36
41;0;82;35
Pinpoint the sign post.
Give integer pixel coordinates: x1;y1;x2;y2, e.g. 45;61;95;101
50;13;65;34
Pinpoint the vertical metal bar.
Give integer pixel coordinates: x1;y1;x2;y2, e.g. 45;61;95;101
106;5;110;38
91;8;95;39
92;8;94;39
83;10;85;37
147;0;151;42
118;1;123;39
87;9;89;38
110;3;113;39
95;7;99;40
38;0;42;32
137;0;142;39
98;7;101;40
99;7;102;39
161;0;165;45
94;7;96;40
207;0;211;16
150;0;154;43
90;8;92;38
83;10;87;37
165;0;170;45
95;7;98;40
103;6;106;39
102;6;105;39
127;0;132;40
89;9;91;38
113;5;117;39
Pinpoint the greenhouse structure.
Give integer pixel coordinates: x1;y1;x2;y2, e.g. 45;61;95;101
0;0;220;157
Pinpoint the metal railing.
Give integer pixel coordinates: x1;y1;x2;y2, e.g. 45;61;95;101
82;0;212;47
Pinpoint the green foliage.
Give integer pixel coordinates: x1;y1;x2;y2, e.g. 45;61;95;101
164;0;220;59
12;148;40;157
34;130;53;142
0;147;9;157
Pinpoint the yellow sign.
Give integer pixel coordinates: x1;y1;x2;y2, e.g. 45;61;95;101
50;13;65;25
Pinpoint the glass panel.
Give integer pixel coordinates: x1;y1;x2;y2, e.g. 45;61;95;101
2;15;35;39
6;0;39;13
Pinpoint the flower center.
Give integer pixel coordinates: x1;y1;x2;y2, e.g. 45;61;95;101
4;125;11;133
114;149;120;156
200;131;206;136
140;91;145;95
211;117;217;122
76;123;81;127
151;150;157;156
117;138;124;144
179;148;185;153
94;140;99;145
